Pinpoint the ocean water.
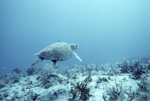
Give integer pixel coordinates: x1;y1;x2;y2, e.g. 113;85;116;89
0;0;150;74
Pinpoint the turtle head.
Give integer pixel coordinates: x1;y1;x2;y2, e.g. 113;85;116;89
70;44;78;50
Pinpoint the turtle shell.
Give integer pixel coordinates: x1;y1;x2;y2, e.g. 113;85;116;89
37;42;72;61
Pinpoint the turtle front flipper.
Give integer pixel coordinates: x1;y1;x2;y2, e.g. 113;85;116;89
50;60;57;68
51;60;57;66
31;58;44;66
72;52;82;62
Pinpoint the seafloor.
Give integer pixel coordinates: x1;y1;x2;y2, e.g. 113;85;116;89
0;57;150;101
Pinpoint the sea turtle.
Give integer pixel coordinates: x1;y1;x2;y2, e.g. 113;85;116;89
31;42;82;67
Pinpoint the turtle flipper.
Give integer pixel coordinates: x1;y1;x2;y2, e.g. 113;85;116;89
72;52;82;62
51;60;57;66
50;60;57;68
31;58;43;66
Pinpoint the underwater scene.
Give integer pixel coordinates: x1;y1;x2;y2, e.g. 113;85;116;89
0;0;150;101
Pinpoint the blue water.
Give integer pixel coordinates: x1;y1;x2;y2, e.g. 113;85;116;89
0;0;150;74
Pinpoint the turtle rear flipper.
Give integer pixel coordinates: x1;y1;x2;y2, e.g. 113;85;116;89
31;58;44;66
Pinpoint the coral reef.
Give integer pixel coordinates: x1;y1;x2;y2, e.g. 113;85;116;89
70;81;91;101
117;58;148;79
0;57;150;101
12;68;21;74
0;81;5;89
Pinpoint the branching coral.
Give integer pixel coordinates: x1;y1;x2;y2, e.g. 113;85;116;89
118;59;147;79
136;76;150;101
70;81;91;101
105;82;125;101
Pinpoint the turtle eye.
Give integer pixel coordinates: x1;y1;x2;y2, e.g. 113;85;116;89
75;45;77;47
